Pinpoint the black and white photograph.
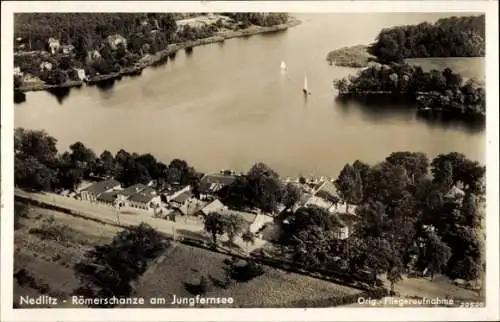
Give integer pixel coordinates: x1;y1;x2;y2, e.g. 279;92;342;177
1;1;499;321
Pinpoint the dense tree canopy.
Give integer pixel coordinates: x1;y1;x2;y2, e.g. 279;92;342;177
220;162;285;213
369;15;485;63
277;150;485;284
14;13;290;82
334;63;485;116
14;127;202;192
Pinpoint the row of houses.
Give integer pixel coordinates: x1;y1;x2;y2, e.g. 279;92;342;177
75;170;466;242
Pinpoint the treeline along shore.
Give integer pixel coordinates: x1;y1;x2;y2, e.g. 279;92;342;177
15;127;486;299
328;14;486;120
13;13;300;93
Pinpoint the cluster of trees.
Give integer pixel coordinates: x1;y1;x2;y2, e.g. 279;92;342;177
74;223;168;306
369;15;485;63
334;64;486;116
280;152;485;291
14;127;202;193
14;13;289;82
217;162;302;214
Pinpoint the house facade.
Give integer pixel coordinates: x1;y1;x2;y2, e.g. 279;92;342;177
128;187;161;213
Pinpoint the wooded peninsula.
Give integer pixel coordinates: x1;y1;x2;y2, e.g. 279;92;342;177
329;14;486;119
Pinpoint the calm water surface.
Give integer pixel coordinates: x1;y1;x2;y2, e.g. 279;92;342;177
15;13;485;177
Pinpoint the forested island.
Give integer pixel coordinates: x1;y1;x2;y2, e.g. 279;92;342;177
15;127;486;291
13;13;296;92
333;63;486;117
329;14;486;119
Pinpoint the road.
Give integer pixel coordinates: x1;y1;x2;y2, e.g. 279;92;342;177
15;189;268;253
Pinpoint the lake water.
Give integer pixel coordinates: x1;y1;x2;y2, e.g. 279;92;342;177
15;13;486;177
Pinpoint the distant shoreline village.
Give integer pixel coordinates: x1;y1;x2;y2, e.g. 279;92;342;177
13;13;301;93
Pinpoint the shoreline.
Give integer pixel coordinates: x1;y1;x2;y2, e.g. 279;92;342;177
16;17;301;94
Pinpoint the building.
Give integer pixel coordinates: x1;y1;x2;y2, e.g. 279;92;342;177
106;34;127;51
169;190;193;208
199;173;237;199
117;183;147;199
79;179;121;202
196;199;228;217
96;191;119;206
48;37;60;54
444;185;466;204
39;62;53;72
74;68;86;81
128;187;161;212
298;180;341;213
171;198;206;217
62;44;75;55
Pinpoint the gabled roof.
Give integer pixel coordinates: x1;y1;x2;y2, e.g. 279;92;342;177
176;199;206;216
81;179;121;195
170;191;193;204
314;180;339;201
199;173;237;192
199;199;226;215
97;191;118;203
119;183;147;198
128;187;157;204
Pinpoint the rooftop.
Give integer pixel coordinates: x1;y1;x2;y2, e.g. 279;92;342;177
313;180;340;201
170;191;193;204
199;173;237;192
81;179;121;196
199;199;227;216
119;183;147;197
128;187;157;204
97;191;118;203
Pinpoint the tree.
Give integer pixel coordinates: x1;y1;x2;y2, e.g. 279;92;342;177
224;214;245;248
69;141;97;174
385;152;429;185
282;183;302;211
204;212;225;246
333;78;349;94
461;192;482;228
241;230;255;251
15;128;58;166
14;128;59;191
425;230;452;280
247;162;284;213
99;150;115;176
335;164;363;213
387;260;404;295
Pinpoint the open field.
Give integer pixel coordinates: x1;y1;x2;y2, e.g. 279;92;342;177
13;202;362;308
13;203;122;308
127;243;362;308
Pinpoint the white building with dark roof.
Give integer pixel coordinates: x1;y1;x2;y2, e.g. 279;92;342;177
128;187;161;212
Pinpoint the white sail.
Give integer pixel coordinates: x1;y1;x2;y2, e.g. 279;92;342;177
303;76;308;91
280;61;287;70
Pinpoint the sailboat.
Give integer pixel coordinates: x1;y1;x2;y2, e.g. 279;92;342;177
303;75;311;95
280;61;287;71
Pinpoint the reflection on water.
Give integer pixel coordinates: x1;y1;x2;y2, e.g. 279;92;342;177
336;96;485;134
14;91;26;104
185;47;193;56
47;87;71;104
95;79;117;92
